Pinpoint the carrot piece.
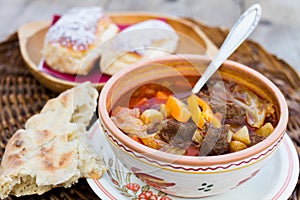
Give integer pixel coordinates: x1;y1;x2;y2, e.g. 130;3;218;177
133;97;149;111
188;94;222;128
130;136;144;145
166;95;191;122
140;137;160;149
156;91;169;100
194;95;213;121
136;97;149;106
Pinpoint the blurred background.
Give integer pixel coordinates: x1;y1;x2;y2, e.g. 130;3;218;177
0;0;299;72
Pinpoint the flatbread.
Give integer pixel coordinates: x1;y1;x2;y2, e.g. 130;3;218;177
100;19;179;75
0;82;105;199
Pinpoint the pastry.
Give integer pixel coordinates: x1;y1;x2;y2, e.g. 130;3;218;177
100;19;179;75
0;82;105;198
43;7;119;75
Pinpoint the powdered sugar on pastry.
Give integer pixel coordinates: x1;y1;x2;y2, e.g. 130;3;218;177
45;7;104;51
43;7;119;75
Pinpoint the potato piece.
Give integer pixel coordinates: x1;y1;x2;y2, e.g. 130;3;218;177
230;141;248;152
192;129;203;145
255;122;274;137
227;130;234;143
232;126;250;145
160;104;170;118
141;109;163;125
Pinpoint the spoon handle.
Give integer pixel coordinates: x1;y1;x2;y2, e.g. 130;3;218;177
191;4;262;94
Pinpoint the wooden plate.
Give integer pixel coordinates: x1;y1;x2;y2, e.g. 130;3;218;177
18;12;218;93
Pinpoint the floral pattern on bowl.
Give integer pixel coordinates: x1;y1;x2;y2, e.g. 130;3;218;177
88;120;174;200
106;156;174;200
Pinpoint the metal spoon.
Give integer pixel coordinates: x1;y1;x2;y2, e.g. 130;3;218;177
191;4;262;94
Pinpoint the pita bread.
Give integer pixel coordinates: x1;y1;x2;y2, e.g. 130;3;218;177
100;19;179;75
0;82;105;199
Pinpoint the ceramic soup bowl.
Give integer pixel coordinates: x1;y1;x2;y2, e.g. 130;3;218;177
98;54;288;198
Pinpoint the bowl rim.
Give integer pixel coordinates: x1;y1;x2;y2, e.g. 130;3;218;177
98;54;289;166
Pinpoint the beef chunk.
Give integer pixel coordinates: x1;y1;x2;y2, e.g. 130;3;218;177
211;102;246;125
224;103;246;125
265;115;278;128
250;134;264;146
158;119;197;148
200;125;230;156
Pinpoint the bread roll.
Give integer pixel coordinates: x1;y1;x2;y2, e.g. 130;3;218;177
43;7;119;75
0;82;105;199
100;19;179;75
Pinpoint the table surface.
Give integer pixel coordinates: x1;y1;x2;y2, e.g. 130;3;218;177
1;0;300;73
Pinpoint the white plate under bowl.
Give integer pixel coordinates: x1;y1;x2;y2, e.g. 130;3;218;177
87;120;299;200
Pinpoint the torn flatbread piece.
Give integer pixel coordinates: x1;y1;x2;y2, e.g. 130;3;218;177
0;82;105;199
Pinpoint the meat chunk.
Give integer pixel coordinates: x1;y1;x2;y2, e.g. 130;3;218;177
199;125;230;156
158;119;197;148
222;103;246;125
111;107;147;137
250;134;264;146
